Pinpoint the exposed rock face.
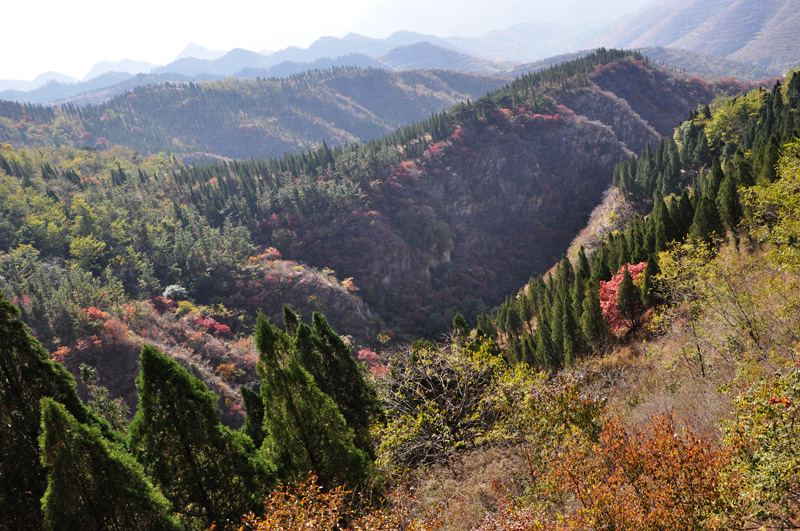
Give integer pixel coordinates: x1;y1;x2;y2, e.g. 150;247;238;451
556;87;660;153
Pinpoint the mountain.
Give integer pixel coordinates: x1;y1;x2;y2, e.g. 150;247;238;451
152;48;271;77
0;72;135;105
83;60;157;81
640;46;784;80
175;42;227;61
594;0;800;72
0;71;78;93
0;67;509;160
379;42;512;74
1;50;752;338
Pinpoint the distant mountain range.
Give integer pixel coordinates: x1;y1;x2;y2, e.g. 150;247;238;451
3;0;799;107
595;0;800;72
1;40;515;106
0;67;508;161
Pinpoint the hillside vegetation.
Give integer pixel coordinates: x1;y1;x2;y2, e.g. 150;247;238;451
2;51;800;530
0;67;507;161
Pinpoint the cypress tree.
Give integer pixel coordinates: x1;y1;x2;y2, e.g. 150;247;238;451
576;246;591;281
39;398;181;531
535;314;556;369
641;255;659;307
550;297;565;367
0;290;111;530
241;385;266;449
581;285;611;354
717;173;743;233
505;306;524;338
129;346;273;528
561;290;584;366
303;312;382;459
706;157;724;200
617;265;644;331
690;197;725;244
254;315;376;493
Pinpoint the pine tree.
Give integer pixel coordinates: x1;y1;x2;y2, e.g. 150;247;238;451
129;345;273;528
254;315;376;494
39;398;181;531
0;290;111;530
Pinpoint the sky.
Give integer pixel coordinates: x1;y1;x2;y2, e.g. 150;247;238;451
2;0;382;81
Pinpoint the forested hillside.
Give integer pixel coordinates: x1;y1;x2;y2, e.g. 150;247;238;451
0;67;507;161
3;50;800;530
1;50;752;343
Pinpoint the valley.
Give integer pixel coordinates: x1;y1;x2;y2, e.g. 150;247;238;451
3;1;800;528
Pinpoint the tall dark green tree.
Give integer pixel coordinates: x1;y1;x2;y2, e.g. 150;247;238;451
717;173;743;234
641;255;660;307
254;314;377;494
581;285;611;354
129;346;273;529
240;385;266;449
39;398;181;531
0;290;110;531
289;310;382;459
690;197;725;244
617;265;644;331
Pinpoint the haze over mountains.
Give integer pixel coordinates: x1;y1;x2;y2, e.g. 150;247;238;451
3;0;799;106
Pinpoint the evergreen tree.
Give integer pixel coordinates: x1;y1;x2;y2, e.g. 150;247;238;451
690;197;725;244
717;173;743;233
39;398;181;531
535;314;556;369
452;312;470;342
581;285;611;354
254;315;376;493
129;346;273;528
679;189;696;233
706;157;724;200
297;312;382;459
561;289;584;366
617;265;644;331
241;385;266;449
0;290;110;530
641;255;659;307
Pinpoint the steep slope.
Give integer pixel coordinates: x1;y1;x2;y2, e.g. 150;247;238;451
594;0;800;71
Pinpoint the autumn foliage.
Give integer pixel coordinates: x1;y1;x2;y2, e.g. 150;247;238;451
239;474;439;531
548;414;735;530
599;262;647;334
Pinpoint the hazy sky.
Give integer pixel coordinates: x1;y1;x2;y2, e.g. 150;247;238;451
3;0;381;80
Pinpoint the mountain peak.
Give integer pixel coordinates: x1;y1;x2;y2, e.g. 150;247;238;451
176;43;226;61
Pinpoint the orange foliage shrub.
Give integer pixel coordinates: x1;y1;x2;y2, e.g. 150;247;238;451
547;414;736;530
239;475;439;531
